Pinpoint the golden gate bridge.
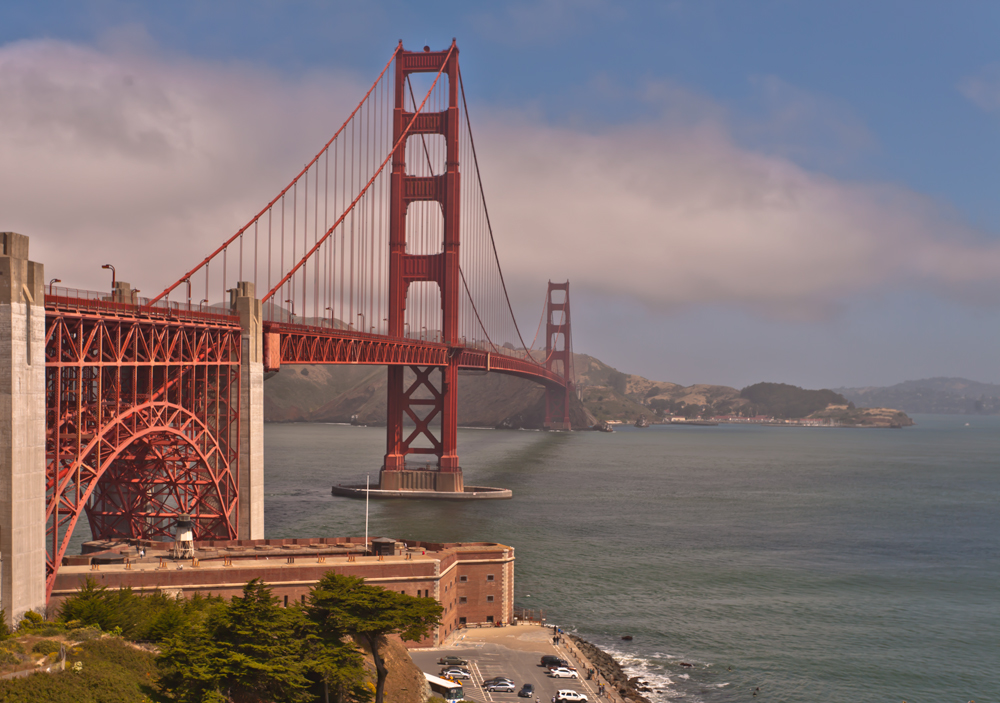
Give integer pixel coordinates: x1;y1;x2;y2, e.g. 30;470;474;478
0;42;574;616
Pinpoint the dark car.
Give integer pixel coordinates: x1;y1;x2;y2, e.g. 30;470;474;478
518;684;535;698
540;655;565;668
438;656;469;666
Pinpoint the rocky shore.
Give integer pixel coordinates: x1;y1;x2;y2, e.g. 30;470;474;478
566;634;652;703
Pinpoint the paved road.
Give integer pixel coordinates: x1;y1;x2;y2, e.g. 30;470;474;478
411;626;599;703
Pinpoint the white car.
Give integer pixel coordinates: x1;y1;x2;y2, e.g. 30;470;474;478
486;681;516;693
440;667;472;680
556;690;588;702
548;667;578;679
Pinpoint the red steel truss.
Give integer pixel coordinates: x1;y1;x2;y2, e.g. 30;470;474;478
263;322;565;386
44;296;242;598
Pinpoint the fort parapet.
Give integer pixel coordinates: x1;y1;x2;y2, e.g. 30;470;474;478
51;536;514;646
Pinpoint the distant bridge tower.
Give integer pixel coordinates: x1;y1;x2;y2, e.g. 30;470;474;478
544;281;573;431
381;42;464;492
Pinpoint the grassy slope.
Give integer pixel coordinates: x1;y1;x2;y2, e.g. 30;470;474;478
0;637;160;703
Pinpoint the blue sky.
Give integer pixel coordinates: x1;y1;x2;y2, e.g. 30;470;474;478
3;1;1000;389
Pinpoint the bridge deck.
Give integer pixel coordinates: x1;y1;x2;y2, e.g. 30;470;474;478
265;322;565;387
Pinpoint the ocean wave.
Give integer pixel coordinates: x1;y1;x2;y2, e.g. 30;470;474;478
592;644;693;702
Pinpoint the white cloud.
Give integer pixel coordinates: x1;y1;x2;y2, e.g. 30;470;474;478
960;64;1000;114
3;37;999;323
0;38;366;293
477;112;1000;320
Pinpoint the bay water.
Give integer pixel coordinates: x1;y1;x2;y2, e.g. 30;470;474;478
261;415;997;702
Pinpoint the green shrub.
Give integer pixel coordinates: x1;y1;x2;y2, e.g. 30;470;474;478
0;648;22;666
17;610;43;631
71;627;103;642
31;639;62;657
0;637;160;703
28;622;67;637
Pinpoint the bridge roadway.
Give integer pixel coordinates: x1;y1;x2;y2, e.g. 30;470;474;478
43;292;563;387
263;321;564;386
41;297;563;388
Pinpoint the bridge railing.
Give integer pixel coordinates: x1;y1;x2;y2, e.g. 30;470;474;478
45;286;238;324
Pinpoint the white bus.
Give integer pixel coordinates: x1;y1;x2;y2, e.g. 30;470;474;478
425;672;464;702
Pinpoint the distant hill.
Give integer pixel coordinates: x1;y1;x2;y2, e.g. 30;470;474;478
263;363;594;429
740;382;848;419
836;377;1000;415
261;352;912;429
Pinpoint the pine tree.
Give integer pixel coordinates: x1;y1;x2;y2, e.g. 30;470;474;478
158;579;314;703
307;573;443;703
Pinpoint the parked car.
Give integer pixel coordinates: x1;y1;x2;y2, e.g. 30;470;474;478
556;691;588;703
540;655;564;668
518;684;535;698
486;681;516;693
440;668;472;680
438;656;469;666
482;677;514;688
548;667;578;679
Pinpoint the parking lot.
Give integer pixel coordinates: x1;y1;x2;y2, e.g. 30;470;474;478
410;624;600;703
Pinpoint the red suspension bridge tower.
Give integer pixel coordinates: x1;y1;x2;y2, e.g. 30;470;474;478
544;281;574;431
382;43;464;492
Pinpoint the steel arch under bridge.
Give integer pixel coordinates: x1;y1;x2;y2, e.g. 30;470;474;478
44;296;242;599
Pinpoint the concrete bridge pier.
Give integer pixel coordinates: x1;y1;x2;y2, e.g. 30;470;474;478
0;233;46;624
231;282;265;540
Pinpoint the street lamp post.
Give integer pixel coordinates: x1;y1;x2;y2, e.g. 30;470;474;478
357;313;365;334
285;299;294;320
183;278;192;309
199;298;208;312
101;264;116;293
48;278;61;296
326;307;333;328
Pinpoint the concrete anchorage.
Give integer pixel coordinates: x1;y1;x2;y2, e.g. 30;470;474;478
231;282;264;540
0;233;46;625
